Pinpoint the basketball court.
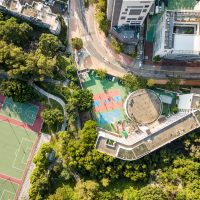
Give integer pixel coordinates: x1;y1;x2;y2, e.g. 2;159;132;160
0;94;43;200
82;70;129;133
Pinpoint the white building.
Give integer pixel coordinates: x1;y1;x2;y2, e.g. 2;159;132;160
153;9;200;60
107;0;154;26
0;0;61;35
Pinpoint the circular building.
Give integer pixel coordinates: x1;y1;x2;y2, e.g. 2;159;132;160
124;89;162;124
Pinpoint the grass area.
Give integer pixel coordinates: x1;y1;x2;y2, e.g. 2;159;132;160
167;0;196;10
0;121;36;179
0;179;18;200
83;70;129;133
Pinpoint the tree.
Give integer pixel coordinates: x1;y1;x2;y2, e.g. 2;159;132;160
77;89;93;112
101;178;110;187
47;185;75;200
0;80;36;102
147;79;155;87
111;37;123;54
96;69;107;80
71;37;83;50
123;187;138;200
41;108;64;132
153;55;161;63
38;33;62;57
166;76;181;91
121;73;147;90
138;186;166;200
25;52;57;81
0;17;32;45
74;180;99;200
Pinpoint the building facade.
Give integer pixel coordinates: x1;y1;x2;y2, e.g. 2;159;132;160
108;0;154;26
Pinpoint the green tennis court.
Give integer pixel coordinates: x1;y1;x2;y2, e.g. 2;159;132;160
0;120;36;180
1;97;39;126
0;179;18;200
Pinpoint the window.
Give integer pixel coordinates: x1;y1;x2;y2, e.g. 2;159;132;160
122;12;127;14
138;16;144;20
121;16;126;20
129;9;142;15
125;8;128;11
143;9;147;12
145;5;149;7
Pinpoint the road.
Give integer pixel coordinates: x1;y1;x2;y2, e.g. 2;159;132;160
68;0;200;80
68;0;127;75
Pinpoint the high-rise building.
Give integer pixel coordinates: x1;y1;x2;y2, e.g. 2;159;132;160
107;0;154;44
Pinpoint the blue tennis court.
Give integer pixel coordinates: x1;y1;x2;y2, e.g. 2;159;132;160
97;109;124;125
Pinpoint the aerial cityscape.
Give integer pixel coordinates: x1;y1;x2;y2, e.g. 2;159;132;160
0;0;199;199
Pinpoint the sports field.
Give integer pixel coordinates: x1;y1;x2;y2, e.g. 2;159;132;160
0;94;42;200
1;97;39;126
82;70;129;133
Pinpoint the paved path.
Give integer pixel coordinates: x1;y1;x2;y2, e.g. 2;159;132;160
32;84;67;131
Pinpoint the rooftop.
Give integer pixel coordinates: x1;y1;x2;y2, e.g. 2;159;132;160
0;0;61;34
97;111;200;160
125;89;162;124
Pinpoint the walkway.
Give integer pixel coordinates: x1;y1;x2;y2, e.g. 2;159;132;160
32;84;67;131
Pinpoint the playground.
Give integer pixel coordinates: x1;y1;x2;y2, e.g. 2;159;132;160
82;70;129;133
0;94;42;200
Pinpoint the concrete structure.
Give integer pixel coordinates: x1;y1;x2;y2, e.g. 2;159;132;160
96;90;200;161
108;0;154;26
0;0;61;35
153;9;200;60
107;0;154;44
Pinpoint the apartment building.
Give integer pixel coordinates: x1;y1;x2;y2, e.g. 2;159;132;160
153;9;200;60
0;0;61;35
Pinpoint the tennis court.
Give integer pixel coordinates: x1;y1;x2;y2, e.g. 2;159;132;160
1;97;39;126
0;118;37;200
0;179;18;200
82;70;129;133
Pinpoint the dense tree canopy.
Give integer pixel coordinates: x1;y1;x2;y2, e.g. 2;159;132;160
41;108;64;132
77;89;93;112
0;17;32;45
0;80;36;102
38;33;62;57
121;73;147;90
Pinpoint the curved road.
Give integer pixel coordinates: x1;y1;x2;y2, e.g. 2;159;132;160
68;0;200;80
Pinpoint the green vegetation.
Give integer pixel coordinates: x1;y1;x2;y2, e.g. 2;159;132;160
29;118;200;199
111;37;123;54
58;16;68;45
41;108;64;133
0;80;37;102
121;73;148;90
0;17;32;46
153;55;161;63
71;37;83;50
96;69;107;80
38;33;62;57
95;0;109;35
166;76;181;91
